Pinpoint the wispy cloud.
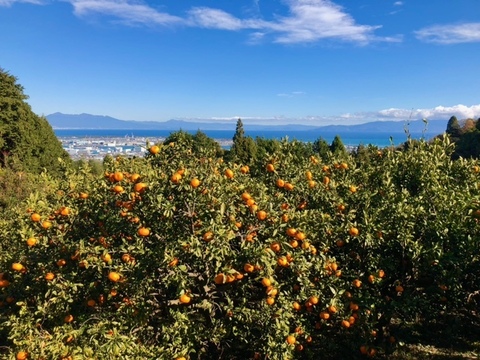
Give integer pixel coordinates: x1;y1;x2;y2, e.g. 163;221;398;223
179;104;480;126
188;0;395;44
277;91;306;98
68;0;182;26
393;1;403;6
1;0;398;45
415;22;480;44
0;0;43;6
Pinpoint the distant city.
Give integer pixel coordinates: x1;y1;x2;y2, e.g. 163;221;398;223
59;135;234;160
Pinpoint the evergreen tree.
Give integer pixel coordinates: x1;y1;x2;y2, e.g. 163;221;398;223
330;135;346;155
446;116;461;139
229;118;256;164
0;68;70;175
313;137;331;159
192;130;223;158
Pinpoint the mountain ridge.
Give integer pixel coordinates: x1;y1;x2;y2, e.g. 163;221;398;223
46;112;447;134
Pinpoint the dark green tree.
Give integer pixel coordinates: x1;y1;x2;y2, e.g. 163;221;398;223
313;137;331;159
0;68;70;175
330;135;347;155
229;118;256;164
192;130;223;158
446;116;461;140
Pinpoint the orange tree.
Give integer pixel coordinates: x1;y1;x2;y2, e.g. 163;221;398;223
1;135;479;359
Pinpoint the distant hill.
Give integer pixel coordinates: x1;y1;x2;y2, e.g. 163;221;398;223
46;112;447;135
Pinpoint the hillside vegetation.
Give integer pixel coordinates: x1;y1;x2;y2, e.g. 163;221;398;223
1;70;479;359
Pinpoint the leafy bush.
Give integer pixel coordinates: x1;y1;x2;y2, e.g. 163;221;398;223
1;135;479;359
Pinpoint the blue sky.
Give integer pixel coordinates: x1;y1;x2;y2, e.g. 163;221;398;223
1;0;479;125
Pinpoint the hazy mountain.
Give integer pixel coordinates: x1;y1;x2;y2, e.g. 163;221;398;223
46;112;447;134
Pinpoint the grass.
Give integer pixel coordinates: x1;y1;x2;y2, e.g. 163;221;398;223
389;309;480;359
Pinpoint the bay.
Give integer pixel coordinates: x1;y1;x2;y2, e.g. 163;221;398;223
54;129;439;148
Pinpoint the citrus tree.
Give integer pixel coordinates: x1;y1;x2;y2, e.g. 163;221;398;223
1;135;479;359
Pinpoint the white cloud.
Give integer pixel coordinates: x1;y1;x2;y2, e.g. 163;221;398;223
393;1;403;6
0;0;43;6
4;0;395;45
277;91;306;97
186;0;400;44
177;104;480;127
415;22;480;44
68;0;182;26
375;104;480;120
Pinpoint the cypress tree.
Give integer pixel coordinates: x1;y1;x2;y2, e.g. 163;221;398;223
230;118;256;164
0;68;70;175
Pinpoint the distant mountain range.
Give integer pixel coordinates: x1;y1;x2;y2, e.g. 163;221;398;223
46;112;448;135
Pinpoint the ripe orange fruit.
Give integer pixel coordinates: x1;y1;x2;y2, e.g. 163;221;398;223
341;319;351;328
64;314;74;323
16;351;28;360
11;263;24;272
368;274;375;283
284;182;294;191
244;263;255;273
41;220;52;229
31;213;41;222
214;273;226;285
240;165;249;174
293;302;302;311
286;335;296;345
101;254;112;263
352;279;362;288
276;179;285;188
349;185;357;193
241;192;251;202
203;231;214;242
349;302;359;311
168;258;179;267
319;311;330;320
261;278;271;287
176;357;187;360
60;207;70;216
266;297;275;305
179;293;191;304
108;272;121;282
113;171;124;182
277;256;288;267
286;228;297;237
256;210;267;221
45;272;55;281
149;145;160;154
113;185;124;194
309;296;319;305
171;172;182;183
190;178;201;188
308;180;316;188
270;242;281;252
378;269;385;278
305;170;313;180
26;237;37;247
87;299;96;307
137;227;150;237
328;305;337;313
323;176;330;185
349;227;359;237
295;231;306;241
266;163;275;172
56;259;67;267
224;169;234;179
134;182;147;193
395;285;404;293
289;239;298;248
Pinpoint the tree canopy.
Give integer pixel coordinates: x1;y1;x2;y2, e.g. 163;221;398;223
0;68;70;175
